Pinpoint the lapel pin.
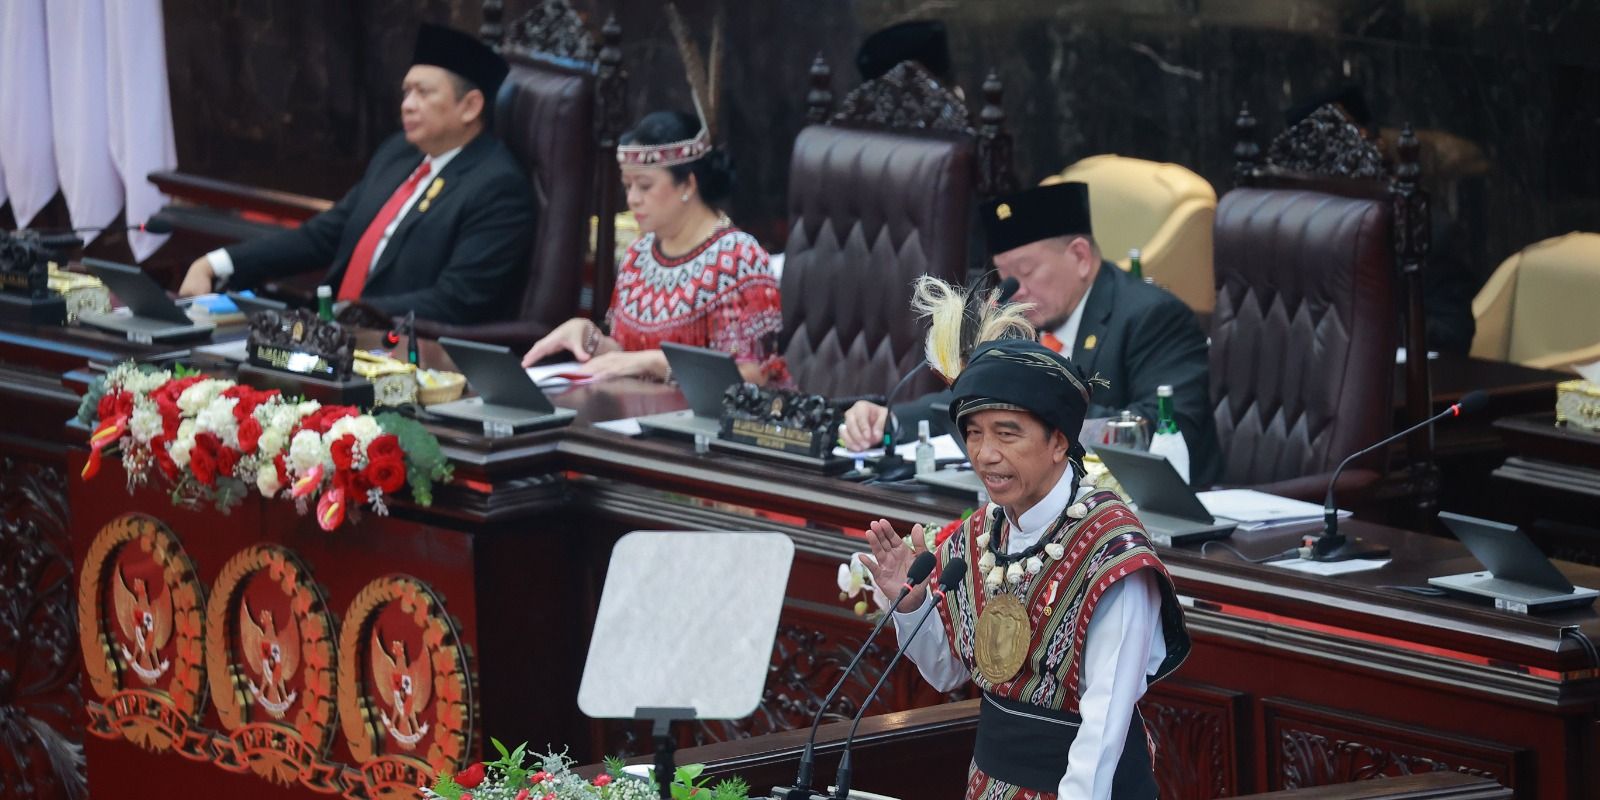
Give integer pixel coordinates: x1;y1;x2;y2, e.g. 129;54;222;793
1083;334;1098;350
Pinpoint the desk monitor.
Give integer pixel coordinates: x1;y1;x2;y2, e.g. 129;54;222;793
1430;512;1598;613
637;342;744;439
78;259;214;341
429;337;575;432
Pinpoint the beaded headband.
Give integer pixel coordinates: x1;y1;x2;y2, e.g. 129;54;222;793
617;3;720;169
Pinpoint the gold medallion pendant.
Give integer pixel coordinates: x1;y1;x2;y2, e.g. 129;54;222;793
974;592;1030;684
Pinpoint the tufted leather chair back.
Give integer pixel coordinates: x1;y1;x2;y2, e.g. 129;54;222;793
780;125;974;398
1210;188;1397;485
492;53;593;337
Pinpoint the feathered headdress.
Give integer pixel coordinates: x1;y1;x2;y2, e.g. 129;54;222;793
912;275;1035;383
616;3;724;168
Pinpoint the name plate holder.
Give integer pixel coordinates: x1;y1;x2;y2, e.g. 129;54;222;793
239;309;375;407
712;385;851;474
0;234;67;326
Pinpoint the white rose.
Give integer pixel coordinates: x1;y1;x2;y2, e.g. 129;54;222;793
287;429;329;475
296;400;322;416
177;379;229;415
129;404;162;444
195;396;241;444
257;428;286;458
256;463;282;497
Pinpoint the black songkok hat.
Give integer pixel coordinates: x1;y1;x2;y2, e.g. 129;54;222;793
412;23;510;99
979;182;1093;257
856;20;952;84
949;339;1096;464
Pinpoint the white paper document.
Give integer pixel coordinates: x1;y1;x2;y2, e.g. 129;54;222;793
195;339;250;362
1270;558;1390;576
1576;359;1600;384
524;360;597;388
833;433;965;461
1195;489;1350;531
593;417;643;436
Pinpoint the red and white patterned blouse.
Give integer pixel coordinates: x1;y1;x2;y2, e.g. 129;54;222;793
607;227;786;381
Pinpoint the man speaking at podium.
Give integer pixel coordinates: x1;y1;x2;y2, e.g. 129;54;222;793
860;292;1191;799
178;24;534;325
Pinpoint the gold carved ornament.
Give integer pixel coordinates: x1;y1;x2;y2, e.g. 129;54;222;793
204;545;342;790
337;575;474;790
973;592;1029;685
76;514;210;754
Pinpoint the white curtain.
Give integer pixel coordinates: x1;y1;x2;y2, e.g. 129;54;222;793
48;0;123;244
0;0;60;227
105;0;177;261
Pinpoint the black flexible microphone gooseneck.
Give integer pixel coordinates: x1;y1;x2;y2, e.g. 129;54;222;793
1307;389;1489;561
832;558;968;800
777;551;938;800
17;219;175;250
873;277;1020;482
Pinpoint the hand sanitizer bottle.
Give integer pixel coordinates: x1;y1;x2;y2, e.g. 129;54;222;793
915;419;936;476
1147;384;1191;484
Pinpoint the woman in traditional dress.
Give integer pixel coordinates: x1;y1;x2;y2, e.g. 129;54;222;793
520;109;783;384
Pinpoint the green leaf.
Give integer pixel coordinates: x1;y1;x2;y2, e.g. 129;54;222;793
492;738;510;759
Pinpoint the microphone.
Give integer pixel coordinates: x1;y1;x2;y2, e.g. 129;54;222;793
777;551;938;800
1306;389;1489;561
832;558;967;800
17;219;174;250
873;277;1020;481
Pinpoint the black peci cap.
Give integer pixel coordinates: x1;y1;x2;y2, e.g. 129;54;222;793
856;20;952;84
978;182;1094;257
412;23;510;99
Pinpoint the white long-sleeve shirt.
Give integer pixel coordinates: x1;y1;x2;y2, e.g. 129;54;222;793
882;475;1166;800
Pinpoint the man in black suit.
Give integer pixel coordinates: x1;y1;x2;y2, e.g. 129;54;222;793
178;24;534;325
842;181;1223;487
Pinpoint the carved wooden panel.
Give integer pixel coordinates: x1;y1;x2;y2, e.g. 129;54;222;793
1264;104;1384;180
1262;698;1526;793
502;0;597;62
0;457;83;800
1140;680;1244;800
832;61;972;135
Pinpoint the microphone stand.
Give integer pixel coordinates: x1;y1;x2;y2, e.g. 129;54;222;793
774;553;937;800
831;559;965;800
1306;394;1483;562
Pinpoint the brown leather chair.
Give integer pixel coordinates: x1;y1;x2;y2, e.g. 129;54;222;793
1213;102;1431;504
779;60;1014;399
414;10;626;345
1210;188;1396;499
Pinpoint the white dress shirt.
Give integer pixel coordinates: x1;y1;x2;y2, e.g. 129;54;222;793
1049;281;1095;359
205;146;463;285
879;470;1166;800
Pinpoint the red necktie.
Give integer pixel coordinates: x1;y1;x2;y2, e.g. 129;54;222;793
337;161;431;301
1040;331;1066;353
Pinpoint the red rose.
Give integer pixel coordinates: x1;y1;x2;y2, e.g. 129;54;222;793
330;434;357;472
237;417;263;452
363;456;406;494
97;391;122;421
274;453;289;484
515;790;531;800
367;433;401;462
190;444;217;486
151;435;178;480
216;446;240;478
303;405;358;434
592;774;613;787
455;763;486;789
528;771;551;785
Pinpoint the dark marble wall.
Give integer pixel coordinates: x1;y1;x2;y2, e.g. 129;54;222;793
162;0;1600;298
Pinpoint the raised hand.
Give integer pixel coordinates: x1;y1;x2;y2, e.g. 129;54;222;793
861;518;928;612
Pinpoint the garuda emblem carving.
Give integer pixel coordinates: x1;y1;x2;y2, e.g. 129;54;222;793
113;565;173;684
372;631;431;749
241;601;300;718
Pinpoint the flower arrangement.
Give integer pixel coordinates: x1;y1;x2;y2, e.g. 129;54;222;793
427;740;752;800
77;362;451;530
